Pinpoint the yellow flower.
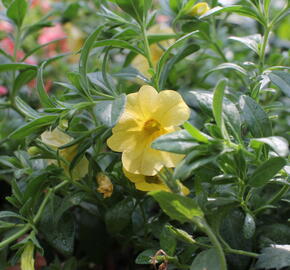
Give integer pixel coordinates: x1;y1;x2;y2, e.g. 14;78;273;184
21;242;34;270
132;24;175;77
107;85;190;176
97;173;113;198
41;128;88;180
188;2;210;16
124;168;190;195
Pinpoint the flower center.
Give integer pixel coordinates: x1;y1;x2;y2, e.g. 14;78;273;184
145;175;162;184
143;119;161;133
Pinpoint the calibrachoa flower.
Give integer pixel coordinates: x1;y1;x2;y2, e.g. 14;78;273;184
97;173;113;198
187;2;210;16
124;168;189;195
107;85;190;176
131;24;175;77
0;86;8;96
41;128;88;180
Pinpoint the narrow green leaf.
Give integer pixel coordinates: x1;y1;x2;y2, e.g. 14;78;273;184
149;190;204;223
14;97;39;119
9;115;58;139
212;79;228;138
229;34;261;54
7;0;27;27
190;248;221;270
79;26;104;97
269;71;290;97
12;69;37;97
183;122;210;143
0;63;37;73
206;63;247;78
36;62;55;108
249;157;286;187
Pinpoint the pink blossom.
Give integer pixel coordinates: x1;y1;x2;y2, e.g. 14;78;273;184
0;86;8;96
0;20;13;32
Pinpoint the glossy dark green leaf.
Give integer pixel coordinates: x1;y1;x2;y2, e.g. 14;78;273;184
249;157;286;187
152;129;198;154
135;249;157;264
0;211;23;220
190;248;221;270
250;136;289;157
160;226;176;256
105;198;134;233
256;245;290;269
7;0;27;27
166;225;196;245
239;95;272;137
269;71;290;97
149;190;203;223
243;213;255;239
94;94;126;127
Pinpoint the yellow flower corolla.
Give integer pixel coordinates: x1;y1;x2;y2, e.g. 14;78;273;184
97;173;113;198
188;2;210;16
132;24;175;77
124;168;190;195
21;242;34;270
107;85;190;176
41;128;88;180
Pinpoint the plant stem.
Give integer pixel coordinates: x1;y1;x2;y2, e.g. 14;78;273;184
141;24;153;70
259;26;271;72
0;224;31;249
195;218;227;270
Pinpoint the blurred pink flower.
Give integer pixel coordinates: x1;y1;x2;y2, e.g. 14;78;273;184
38;23;68;57
0;20;13;32
31;0;52;12
0;37;37;64
156;15;170;23
0;86;8;96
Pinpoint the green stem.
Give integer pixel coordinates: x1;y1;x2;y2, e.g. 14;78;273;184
195;218;227;270
140;24;154;71
259;26;271;72
225;247;259;258
0;224;31;249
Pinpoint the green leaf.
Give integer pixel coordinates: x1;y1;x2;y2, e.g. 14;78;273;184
0;63;37;73
239;95;272;137
0;211;23;220
152;130;198;154
36;62;55;108
105;198;134;233
174;150;218;180
249;157;286;188
206;63;247;77
200;6;263;25
14;97;39;119
269;71;290;97
12;69;37;97
149;190;203;223
7;0;28;27
250;136;289;157
183;122;211;143
166;225;196;245
243;213;255;239
256;245;290;270
9;115;58;139
229;34;261;54
79;26;104;97
94;94;126;127
93;39;144;56
40;196;76;256
63;3;80;20
156;30;199;86
135;249;157;264
190;248;221;270
212;79;228;138
160;226;176;256
2;0;13;8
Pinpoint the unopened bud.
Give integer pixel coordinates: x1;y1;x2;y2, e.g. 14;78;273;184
27;146;41;156
188;2;210;16
21;242;35;270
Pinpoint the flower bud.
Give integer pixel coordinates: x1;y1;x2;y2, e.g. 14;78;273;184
27;146;41;156
21;242;34;270
97;173;113;198
188;2;210;16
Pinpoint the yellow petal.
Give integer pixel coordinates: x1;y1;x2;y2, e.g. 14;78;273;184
107;131;141;152
21;242;34;270
137;85;159;118
123;168;145;183
41;128;72;148
153;90;190;127
188;2;210;16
